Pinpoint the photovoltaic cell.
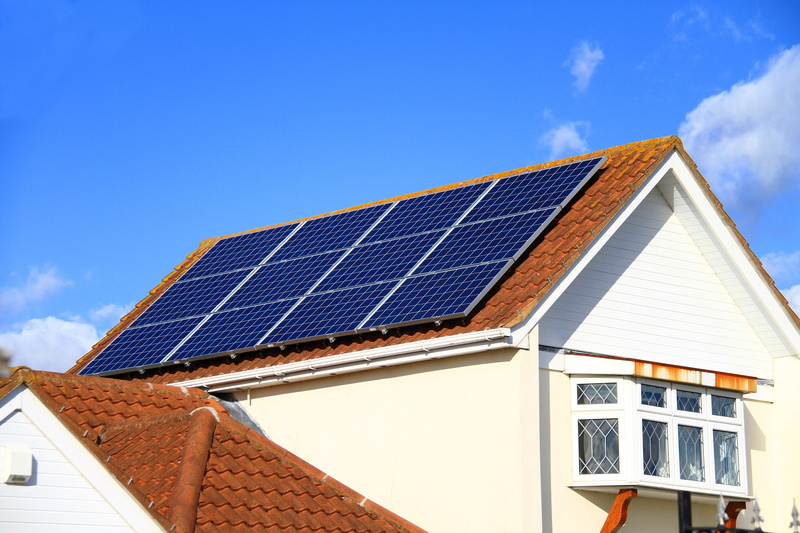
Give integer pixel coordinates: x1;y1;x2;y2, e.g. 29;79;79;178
270;204;390;262
416;208;557;274
363;182;489;243
220;251;343;311
182;224;297;280
134;269;250;326
78;317;204;374
315;231;444;292
462;157;603;224
172;300;296;360
264;282;393;345
80;155;606;375
362;261;508;329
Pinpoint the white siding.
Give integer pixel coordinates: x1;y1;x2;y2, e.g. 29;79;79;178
540;187;773;378
0;389;162;533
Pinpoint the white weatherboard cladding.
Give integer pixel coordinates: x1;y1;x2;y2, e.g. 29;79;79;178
539;186;772;378
0;388;163;533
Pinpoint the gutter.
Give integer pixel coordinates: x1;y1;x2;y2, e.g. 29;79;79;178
173;328;518;393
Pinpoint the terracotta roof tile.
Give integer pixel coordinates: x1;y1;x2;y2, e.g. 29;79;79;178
68;136;800;385
0;367;427;533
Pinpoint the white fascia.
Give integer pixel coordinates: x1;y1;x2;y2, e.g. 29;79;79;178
173;327;520;393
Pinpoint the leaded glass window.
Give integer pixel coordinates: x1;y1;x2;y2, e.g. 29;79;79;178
641;384;666;407
578;418;620;474
712;395;736;418
714;430;740;485
677;390;702;413
678;425;704;481
577;383;617;405
642;420;669;477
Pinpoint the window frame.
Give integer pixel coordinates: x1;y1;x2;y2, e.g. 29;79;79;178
571;376;747;497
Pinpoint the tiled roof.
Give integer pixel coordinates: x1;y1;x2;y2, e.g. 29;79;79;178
0;367;426;533
69;136;799;384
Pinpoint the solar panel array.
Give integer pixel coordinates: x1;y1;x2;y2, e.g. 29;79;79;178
80;156;605;375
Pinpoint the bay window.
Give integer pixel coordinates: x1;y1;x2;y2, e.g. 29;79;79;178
572;377;746;496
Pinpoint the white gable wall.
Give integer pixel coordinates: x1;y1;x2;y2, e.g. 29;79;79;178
0;387;163;533
539;183;773;378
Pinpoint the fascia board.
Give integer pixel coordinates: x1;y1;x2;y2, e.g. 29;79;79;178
511;151;678;338
13;387;166;533
666;154;800;356
174;327;517;393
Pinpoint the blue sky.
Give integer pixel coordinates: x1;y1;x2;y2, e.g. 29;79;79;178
2;0;799;371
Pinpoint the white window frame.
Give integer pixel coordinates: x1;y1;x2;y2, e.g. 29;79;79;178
571;376;747;497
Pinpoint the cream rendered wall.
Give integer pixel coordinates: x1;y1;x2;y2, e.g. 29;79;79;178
539;367;720;533
235;338;541;533
0;388;163;533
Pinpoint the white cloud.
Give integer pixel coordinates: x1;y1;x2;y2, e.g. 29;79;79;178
784;285;800;315
89;303;129;325
0;316;99;372
760;250;800;285
0;266;73;312
679;46;800;207
565;41;604;92
541;122;590;159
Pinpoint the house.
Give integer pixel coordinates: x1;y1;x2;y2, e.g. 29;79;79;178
0;367;426;532
68;136;800;532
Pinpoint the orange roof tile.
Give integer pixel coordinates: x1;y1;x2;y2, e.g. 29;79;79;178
1;367;427;533
68;136;800;384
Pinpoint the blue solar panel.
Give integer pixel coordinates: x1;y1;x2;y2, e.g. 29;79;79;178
171;300;296;361
462;157;603;224
134;270;250;326
79;317;204;374
363;182;489;243
270;204;390;262
80;155;606;375
220;251;343;311
264;282;393;345
362;261;508;329
315;231;444;292
416;208;557;275
181;224;298;280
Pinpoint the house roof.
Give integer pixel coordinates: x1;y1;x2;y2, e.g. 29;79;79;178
69;135;800;384
0;367;426;533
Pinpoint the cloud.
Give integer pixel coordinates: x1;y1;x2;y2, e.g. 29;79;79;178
89;303;129;325
0;316;99;372
679;46;800;207
541;121;590;159
784;285;800;315
0;266;73;313
760;250;800;285
565;41;604;92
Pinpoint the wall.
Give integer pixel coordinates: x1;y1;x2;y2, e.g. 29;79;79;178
235;340;541;533
0;388;161;532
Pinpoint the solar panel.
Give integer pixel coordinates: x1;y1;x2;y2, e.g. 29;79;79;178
80;155;605;375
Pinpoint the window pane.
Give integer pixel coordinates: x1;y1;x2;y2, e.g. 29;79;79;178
712;396;736;418
677;390;702;413
714;430;740;486
678;425;705;481
642;420;669;477
641;384;666;407
578;419;620;474
577;383;617;405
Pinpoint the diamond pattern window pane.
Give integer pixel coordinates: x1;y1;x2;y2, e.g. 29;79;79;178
677;390;702;413
642;420;670;477
577;383;617;405
713;430;740;486
711;395;736;418
678;425;705;481
641;384;666;407
578;418;620;474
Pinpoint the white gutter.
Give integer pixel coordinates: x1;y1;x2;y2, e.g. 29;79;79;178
173;328;518;393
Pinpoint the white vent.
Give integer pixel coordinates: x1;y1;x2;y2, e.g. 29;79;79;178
3;443;32;484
